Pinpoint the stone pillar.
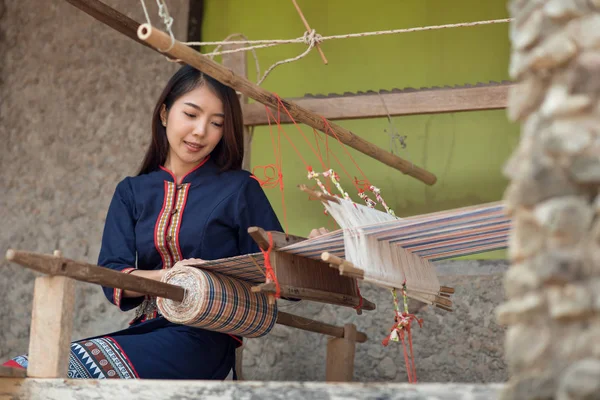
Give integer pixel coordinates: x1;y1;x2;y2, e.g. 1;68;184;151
497;2;600;399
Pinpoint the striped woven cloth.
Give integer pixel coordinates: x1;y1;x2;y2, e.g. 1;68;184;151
172;202;510;285
157;266;277;338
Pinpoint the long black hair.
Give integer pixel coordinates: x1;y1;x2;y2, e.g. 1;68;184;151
137;65;244;175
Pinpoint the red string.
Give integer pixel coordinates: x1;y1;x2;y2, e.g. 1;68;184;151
382;312;423;383
252;104;290;235
312;128;363;193
320;116;371;185
274;95;327;171
264;105;311;169
251;165;280;188
260;231;280;299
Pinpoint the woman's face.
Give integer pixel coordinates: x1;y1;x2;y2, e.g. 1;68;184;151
161;84;225;168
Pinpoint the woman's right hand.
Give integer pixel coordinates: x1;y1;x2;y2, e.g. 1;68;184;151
308;227;330;238
123;268;168;298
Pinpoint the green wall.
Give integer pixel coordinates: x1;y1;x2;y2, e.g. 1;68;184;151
203;0;518;259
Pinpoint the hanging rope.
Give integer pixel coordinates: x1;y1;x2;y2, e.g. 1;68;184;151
140;0;175;52
187;18;513;53
140;0;511;85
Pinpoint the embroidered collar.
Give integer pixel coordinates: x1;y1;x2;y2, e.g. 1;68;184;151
158;156;220;184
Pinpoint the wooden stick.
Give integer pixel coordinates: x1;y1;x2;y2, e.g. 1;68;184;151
440;285;455;294
298;184;341;204
136;24;437;185
6;249;186;302
436;304;454;312
252;282;376;311
291;0;328;65
247;227;307;251
242;82;513;126
321;252;365;279
276;312;367;343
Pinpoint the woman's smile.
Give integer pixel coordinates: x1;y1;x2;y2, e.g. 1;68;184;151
183;140;205;153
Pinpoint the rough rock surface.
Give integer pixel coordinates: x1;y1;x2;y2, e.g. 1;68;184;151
240;270;507;383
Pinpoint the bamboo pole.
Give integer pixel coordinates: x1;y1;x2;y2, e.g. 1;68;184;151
136;24;437;185
61;0;436;184
5;249;367;341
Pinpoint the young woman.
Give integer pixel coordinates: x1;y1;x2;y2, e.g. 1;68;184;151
2;65;283;379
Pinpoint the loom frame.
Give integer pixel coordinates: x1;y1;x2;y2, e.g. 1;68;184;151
2;249;367;382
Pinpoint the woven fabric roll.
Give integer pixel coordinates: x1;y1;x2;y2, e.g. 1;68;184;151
157;266;277;338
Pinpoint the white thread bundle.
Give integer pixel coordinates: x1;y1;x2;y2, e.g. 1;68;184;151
322;198;442;303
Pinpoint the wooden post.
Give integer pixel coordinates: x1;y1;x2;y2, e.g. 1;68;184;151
325;323;357;382
221;40;252;171
26;250;75;378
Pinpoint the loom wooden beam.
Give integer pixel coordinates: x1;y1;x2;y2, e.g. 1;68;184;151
321;252;454;311
247;227;307;250
321;252;365;279
5;249;186;302
136;24;437;185
4;250;367;339
248;229;375;313
253;282;375;311
242;82;514;126
276;312;367;343
325;323;357;382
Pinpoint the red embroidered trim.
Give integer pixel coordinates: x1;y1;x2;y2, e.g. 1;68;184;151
113;268;136;308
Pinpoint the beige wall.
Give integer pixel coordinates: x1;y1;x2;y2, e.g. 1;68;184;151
0;0;188;358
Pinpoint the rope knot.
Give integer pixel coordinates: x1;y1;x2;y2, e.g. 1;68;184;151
302;29;322;46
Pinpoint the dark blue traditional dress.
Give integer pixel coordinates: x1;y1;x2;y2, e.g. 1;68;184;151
3;156;282;379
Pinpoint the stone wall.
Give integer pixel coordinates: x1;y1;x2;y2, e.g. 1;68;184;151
497;2;600;399
0;0;508;384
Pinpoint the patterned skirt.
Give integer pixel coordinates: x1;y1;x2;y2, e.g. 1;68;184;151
2;317;236;379
4;337;138;379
